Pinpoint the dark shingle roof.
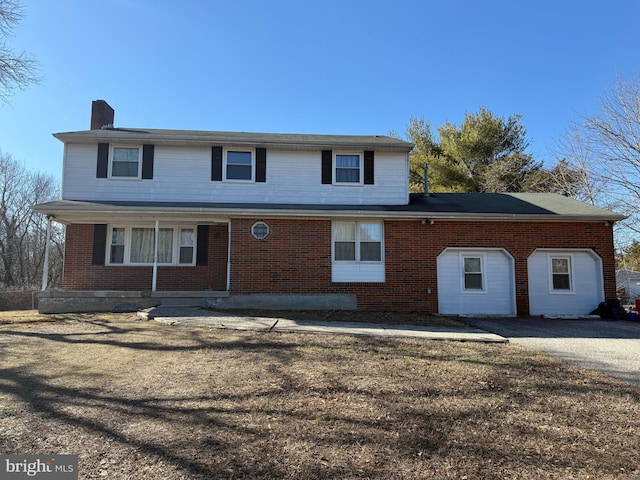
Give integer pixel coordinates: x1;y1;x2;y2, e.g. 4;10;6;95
34;193;625;223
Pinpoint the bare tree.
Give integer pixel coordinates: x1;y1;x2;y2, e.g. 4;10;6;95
550;128;610;204
0;151;61;288
555;76;640;241
0;0;39;103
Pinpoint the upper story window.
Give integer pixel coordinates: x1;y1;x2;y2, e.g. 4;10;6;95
322;150;374;186
225;149;254;181
111;146;141;178
335;153;362;184
97;143;154;180
550;255;572;291
333;221;382;262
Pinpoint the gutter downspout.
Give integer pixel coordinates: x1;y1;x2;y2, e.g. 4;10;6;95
152;220;159;292
41;216;52;291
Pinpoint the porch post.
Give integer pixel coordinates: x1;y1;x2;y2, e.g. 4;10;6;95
152;220;159;292
41;216;52;291
227;221;231;291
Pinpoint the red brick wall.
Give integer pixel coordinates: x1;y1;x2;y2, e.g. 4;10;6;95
62;224;228;291
63;219;616;315
229;218;616;314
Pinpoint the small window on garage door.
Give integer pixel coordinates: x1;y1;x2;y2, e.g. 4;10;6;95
461;254;485;292
549;255;573;293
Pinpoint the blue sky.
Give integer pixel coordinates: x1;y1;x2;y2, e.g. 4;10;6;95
1;0;639;179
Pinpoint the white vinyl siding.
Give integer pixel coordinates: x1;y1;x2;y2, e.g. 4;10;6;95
62;145;408;205
528;249;603;316
437;249;515;316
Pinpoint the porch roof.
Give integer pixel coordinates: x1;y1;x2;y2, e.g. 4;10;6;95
33;193;625;224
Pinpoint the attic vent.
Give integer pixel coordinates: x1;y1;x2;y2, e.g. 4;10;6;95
251;221;270;240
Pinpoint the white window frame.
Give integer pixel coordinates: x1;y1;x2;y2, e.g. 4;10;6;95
109;145;142;179
332;221;383;264
333;151;363;185
106;225;197;266
548;254;574;294
224;148;255;182
460;253;486;293
251;221;270;240
177;227;197;265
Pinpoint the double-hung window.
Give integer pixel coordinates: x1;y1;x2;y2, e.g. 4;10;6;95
333;222;382;262
179;228;196;264
225;149;254;181
335;153;362;184
462;255;484;291
111;146;141;178
550;256;572;291
108;226;197;265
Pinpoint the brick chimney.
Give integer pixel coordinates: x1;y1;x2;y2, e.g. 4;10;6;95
90;100;115;130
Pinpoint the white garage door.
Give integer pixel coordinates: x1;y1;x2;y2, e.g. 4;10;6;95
437;248;516;316
528;249;604;316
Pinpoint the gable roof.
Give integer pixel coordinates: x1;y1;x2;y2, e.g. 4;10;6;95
34;192;625;224
53;128;415;152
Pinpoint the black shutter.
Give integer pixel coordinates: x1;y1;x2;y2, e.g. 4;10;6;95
211;146;223;181
142;144;154;179
96;143;109;178
256;148;266;182
92;224;107;265
196;225;209;266
364;150;374;185
321;150;332;184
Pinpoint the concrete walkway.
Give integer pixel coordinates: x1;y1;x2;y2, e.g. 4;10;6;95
142;307;507;343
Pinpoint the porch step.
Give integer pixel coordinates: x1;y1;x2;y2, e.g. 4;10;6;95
159;297;207;308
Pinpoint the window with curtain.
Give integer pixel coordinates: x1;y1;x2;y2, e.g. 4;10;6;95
333;221;382;262
335;154;361;183
111;147;140;178
179;228;195;264
110;228;125;264
334;222;356;261
551;256;571;290
107;225;197;265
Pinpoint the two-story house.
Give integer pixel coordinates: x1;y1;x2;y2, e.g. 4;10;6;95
35;100;624;316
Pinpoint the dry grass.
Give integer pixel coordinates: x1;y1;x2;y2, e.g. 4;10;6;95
0;312;639;479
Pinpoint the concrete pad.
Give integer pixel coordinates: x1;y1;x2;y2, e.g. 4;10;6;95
144;307;507;343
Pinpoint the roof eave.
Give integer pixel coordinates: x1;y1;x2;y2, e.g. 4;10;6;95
52;131;415;152
32;202;626;224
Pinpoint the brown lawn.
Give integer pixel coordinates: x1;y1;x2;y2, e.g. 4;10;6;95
0;311;638;479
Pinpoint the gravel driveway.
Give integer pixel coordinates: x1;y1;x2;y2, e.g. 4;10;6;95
462;317;640;386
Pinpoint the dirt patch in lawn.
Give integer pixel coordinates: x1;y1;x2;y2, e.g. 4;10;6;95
0;312;639;479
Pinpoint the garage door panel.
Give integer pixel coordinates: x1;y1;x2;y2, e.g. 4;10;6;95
528;250;603;316
437;249;515;316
